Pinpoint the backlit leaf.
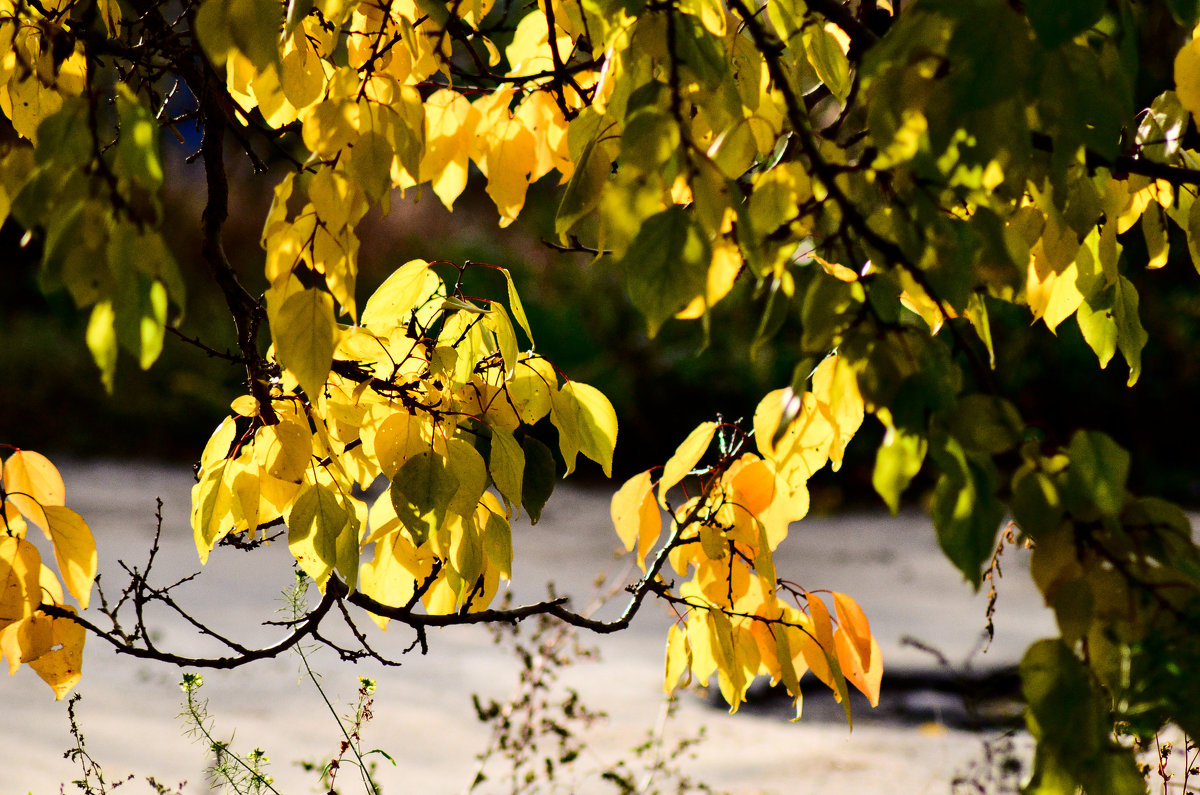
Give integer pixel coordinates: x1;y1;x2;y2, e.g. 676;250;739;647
623;206;712;337
274;287;337;399
391;450;458;547
488;427;525;508
3;450;64;532
288;482;348;589
41;506;96;610
611;470;660;568
659;422;717;507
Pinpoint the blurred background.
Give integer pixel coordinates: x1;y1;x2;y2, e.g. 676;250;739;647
5;139;1200;509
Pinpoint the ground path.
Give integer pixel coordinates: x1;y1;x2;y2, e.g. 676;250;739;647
2;461;1056;794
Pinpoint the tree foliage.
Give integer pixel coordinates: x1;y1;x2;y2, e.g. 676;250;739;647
3;0;1200;791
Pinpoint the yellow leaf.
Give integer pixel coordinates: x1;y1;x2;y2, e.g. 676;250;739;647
191;460;236;563
257;417;313;483
565;381;617;477
41;506;96;610
360;259;435;332
0;610;53;674
478;502;512;579
810;355;865;471
3;450;65;533
37;564;64;607
420;89;479;210
610;471;661;569
280;28;325;110
664;623;691;696
805;593;852;724
301;92;360;156
29;609;85;699
659;422;717;507
753;390;833;480
199;415;238;471
374;410;432;478
472;90;539;227
676;243;743;319
273;287;338;398
508;356;556;424
0;536;41;632
230;395;260;417
499;267;536;347
1;501;26;538
1176;37;1200;125
484;302;520;375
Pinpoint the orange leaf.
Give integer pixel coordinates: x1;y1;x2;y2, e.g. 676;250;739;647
833;591;872;671
835;629;882;708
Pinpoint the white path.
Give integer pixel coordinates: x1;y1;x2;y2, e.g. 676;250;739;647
2;461;1055;794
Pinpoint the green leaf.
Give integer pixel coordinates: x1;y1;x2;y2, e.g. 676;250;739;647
499;267;536;347
288;483;349;589
1076;294;1117;369
334;503;361;593
488;427;525;508
195;0;283;71
85;301;117;392
1023;0;1103;49
1010;465;1063;540
622;206;711;337
947;395;1022;455
113;85;164;188
1112;275;1147;386
620;107;680;173
112;270;168;371
872;427;926;514
1167;0;1200;26
520;437;557;524
1020;639;1146;795
480;509;512;579
391;451;458;547
33;97;91;170
930;438;1005;588
1064;430;1129;519
804;25;851;102
555;133;608;237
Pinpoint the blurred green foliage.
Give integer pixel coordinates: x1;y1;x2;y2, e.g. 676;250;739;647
4;170;1200;506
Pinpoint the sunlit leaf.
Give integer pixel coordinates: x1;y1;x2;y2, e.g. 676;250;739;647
658;422;717;507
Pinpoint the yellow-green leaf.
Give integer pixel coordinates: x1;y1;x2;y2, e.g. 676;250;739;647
391;450;458;547
563;381;618;477
488;427;525;508
287;482;348;589
360;260;435;331
659;421;717;507
274;287;337;399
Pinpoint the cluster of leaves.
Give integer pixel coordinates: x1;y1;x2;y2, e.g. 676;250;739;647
0;449;94;697
612;354;879;717
5;0;1200;790
192;256;615;622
